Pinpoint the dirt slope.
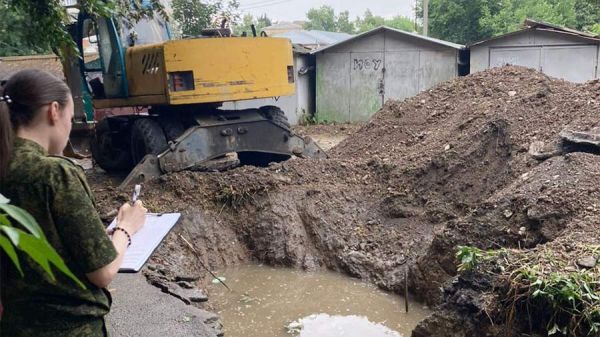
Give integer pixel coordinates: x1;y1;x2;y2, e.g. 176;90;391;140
90;66;600;337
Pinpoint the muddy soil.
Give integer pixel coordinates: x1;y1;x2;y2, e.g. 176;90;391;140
89;66;600;337
293;123;364;151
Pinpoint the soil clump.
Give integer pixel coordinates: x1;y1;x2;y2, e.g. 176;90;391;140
89;66;600;336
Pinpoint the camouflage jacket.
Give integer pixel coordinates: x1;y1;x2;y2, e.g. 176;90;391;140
0;138;117;336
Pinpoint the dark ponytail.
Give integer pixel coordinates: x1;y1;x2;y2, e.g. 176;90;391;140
0;70;71;181
0;87;13;180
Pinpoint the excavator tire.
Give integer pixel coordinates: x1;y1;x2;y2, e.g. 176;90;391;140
91;118;133;172
160;118;186;142
259;105;291;131
130;118;168;164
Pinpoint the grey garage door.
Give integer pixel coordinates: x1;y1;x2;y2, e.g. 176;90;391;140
542;45;598;83
489;45;598;83
490;47;542;70
349;52;384;121
384;51;420;101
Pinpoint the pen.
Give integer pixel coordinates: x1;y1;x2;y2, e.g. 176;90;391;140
132;184;141;203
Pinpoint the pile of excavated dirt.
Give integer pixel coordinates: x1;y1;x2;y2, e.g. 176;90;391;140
89;66;600;337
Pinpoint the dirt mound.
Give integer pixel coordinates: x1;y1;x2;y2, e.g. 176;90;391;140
89;66;600;337
413;152;600;336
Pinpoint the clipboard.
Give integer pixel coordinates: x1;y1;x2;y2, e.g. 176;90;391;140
107;213;181;272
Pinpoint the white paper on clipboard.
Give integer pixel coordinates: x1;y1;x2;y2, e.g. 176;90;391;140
107;213;181;272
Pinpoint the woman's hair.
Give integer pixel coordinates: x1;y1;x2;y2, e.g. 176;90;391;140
0;69;71;180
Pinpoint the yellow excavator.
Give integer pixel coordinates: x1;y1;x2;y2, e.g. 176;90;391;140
64;6;323;188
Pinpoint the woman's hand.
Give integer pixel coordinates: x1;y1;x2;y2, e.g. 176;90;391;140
87;200;147;288
117;200;147;235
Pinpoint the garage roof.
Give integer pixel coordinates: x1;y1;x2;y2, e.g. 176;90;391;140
312;26;464;54
469;19;600;47
274;30;352;49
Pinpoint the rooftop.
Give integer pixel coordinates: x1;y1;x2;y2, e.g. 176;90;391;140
0;54;64;81
312;26;464;54
469;19;600;47
274;30;353;50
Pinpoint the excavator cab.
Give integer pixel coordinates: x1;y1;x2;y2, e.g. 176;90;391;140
76;13;169;100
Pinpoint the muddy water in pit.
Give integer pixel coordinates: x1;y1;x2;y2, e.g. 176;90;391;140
206;265;430;337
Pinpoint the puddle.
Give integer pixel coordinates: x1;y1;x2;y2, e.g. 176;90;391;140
206;265;430;337
288;313;402;337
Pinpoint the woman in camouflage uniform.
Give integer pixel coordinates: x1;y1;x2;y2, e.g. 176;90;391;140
0;69;147;336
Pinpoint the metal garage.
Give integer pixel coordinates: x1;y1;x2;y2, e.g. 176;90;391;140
470;20;600;83
313;26;464;122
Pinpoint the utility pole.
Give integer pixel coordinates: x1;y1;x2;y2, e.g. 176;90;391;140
423;0;429;36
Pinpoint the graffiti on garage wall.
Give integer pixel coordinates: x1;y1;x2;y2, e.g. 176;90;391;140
353;58;383;71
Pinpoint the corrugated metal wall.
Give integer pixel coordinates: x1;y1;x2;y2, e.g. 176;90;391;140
316;30;459;122
470;30;600;83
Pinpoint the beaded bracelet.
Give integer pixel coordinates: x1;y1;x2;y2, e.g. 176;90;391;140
113;227;132;247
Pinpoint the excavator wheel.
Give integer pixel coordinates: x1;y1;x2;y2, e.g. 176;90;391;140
130;118;168;165
90;118;133;172
160;118;186;142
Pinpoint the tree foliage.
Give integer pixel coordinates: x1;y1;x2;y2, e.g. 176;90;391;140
0;193;85;288
172;0;240;37
233;13;271;36
304;5;337;32
303;6;417;34
336;10;354;34
1;0;167;59
479;0;577;36
574;0;600;34
355;10;416;33
419;0;499;44
419;0;600;44
0;2;48;56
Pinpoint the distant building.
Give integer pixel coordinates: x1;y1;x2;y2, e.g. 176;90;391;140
263;22;303;36
470;19;600;83
313;26;465;122
0;55;64;81
60;0;77;6
273;30;352;51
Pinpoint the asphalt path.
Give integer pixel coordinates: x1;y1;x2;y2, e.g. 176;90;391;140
106;273;221;337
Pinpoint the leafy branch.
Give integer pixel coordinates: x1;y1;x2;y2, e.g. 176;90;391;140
0;193;85;289
4;0;167;59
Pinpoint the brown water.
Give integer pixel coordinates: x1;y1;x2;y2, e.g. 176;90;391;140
206;265;431;337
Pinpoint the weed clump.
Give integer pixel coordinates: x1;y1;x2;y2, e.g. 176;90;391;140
457;244;600;336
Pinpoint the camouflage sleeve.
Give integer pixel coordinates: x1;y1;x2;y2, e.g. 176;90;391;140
50;162;117;274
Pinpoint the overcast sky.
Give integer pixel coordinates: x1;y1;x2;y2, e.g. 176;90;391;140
237;0;418;22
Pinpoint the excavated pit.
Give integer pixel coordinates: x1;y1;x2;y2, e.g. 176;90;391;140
89;66;600;337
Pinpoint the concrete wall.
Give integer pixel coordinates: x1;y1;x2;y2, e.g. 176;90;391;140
222;53;312;125
471;29;600;83
316;30;459;123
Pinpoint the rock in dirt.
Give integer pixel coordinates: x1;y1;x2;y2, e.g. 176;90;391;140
169;284;209;304
577;256;597;269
